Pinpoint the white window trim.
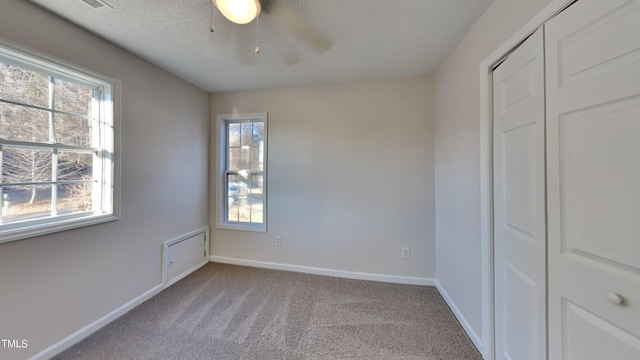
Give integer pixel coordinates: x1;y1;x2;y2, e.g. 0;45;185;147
215;112;267;232
0;37;120;244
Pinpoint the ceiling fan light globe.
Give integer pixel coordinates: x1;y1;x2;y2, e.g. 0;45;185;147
213;0;261;25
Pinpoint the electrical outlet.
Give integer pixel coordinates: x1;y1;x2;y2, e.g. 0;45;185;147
401;247;410;259
275;235;282;246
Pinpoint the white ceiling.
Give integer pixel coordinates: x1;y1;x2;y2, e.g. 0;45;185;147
29;0;495;92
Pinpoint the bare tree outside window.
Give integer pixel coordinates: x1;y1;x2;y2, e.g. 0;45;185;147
224;118;265;226
0;62;94;222
216;113;268;232
0;41;116;243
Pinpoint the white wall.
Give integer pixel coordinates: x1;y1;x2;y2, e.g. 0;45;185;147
211;75;435;280
0;1;210;359
434;0;555;347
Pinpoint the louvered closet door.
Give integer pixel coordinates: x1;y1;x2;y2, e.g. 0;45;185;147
492;27;546;360
546;0;640;358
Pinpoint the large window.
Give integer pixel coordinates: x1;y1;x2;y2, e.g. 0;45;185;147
0;40;118;243
216;113;267;232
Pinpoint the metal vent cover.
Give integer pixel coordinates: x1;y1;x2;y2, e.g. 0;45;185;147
81;0;112;9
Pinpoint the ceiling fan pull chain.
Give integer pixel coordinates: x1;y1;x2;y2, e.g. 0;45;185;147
255;16;261;54
209;0;215;32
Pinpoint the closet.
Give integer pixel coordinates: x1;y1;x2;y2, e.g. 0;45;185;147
491;0;640;359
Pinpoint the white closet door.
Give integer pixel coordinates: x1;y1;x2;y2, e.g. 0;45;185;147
546;0;640;359
493;27;546;360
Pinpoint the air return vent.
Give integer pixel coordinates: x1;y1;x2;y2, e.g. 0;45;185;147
82;0;113;9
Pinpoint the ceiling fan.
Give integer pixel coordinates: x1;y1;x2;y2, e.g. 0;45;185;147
209;0;332;55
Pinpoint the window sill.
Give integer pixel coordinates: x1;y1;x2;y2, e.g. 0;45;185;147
0;213;119;244
216;222;266;233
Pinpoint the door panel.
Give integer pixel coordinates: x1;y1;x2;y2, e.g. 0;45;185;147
504;261;540;358
546;0;640;358
493;27;546;360
167;233;206;283
557;0;640;88
564;300;640;360
561;98;640;269
503;123;537;238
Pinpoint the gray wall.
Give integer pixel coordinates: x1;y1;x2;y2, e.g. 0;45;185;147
211;75;436;279
0;1;210;359
434;0;555;346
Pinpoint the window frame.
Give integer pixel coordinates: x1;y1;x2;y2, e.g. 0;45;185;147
0;38;120;244
216;112;268;232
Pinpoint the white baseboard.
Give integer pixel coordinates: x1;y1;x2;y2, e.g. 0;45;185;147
210;255;435;286
435;280;484;356
28;283;164;360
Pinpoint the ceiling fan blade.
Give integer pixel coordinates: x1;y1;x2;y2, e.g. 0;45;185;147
263;0;332;53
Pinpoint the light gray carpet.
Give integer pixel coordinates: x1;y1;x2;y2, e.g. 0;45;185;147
54;263;482;359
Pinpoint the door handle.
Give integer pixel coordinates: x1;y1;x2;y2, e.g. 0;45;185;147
606;292;626;306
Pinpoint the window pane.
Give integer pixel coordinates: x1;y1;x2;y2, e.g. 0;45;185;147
0;102;50;142
58;183;92;214
252;122;264;142
250;144;263;171
1;185;51;222
228;175;254;223
54;78;92;116
0;62;49;108
251;174;263;196
58;152;93;181
250;197;263;224
239;178;251;222
228;123;240;147
227;174;239;222
56;113;91;147
250;174;263;224
240;146;250;170
3;148;52;183
241;122;252;146
238;199;251;222
228;148;240;171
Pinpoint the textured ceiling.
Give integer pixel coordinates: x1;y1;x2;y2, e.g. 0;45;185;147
29;0;495;92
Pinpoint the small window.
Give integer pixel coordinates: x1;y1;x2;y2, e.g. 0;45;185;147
0;40;118;243
216;113;267;232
